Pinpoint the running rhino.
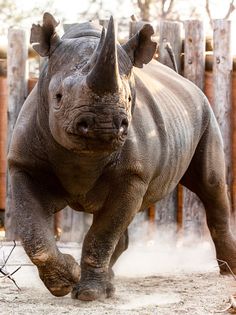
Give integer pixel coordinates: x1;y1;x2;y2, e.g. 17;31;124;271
8;12;236;301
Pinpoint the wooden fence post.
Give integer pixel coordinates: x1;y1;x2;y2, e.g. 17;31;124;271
0;60;7;212
232;67;236;215
0;60;7;229
155;21;182;235
182;20;206;238
99;19;118;33
99;19;109;29
184;20;205;90
5;28;28;240
212;20;233;203
60;207;92;243
129;20;147;38
158;21;182;74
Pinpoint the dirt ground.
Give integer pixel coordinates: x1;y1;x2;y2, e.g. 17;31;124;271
1;240;236;315
0;272;235;315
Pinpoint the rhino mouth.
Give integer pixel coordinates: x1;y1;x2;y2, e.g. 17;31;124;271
67;129;127;153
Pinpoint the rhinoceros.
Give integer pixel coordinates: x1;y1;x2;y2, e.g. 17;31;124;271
8;12;236;301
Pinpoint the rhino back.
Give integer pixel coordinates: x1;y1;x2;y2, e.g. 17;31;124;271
62;21;102;40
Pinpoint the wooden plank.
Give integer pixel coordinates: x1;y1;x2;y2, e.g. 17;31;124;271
0;60;7;211
232;71;236;214
158;21;182;73
182;20;206;238
99;19;110;29
129;20;147;38
5;28;28;240
59;207;92;243
154;21;182;235
184;20;205;90
99;19;118;34
212;20;233;194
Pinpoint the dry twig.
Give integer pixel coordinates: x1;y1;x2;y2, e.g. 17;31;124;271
215;295;236;313
217;259;236;281
0;241;21;290
206;0;235;27
215;259;236;313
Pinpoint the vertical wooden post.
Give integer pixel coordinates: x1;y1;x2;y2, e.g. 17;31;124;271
184;20;205;90
129;20;147;38
182;20;206;238
0;60;7;230
158;21;182;74
99;19;109;29
60;207;92;243
232;65;236;215
0;60;7;211
155;21;182;235
99;19;118;34
212;20;233;198
5;28;28;240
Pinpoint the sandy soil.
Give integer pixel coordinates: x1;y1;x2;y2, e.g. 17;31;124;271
1;238;236;315
1;271;235;315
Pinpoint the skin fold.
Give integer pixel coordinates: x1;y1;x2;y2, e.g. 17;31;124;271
8;12;236;301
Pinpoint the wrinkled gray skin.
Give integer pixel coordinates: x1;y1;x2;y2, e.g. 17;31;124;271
8;12;236;301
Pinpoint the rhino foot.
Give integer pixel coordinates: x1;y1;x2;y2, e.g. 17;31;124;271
215;234;236;276
71;280;115;301
38;253;80;297
219;260;236;276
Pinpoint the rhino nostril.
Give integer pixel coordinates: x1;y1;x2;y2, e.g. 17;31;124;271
56;93;62;102
77;120;89;135
119;118;129;135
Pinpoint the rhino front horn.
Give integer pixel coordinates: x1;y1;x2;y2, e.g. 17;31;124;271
86;16;121;94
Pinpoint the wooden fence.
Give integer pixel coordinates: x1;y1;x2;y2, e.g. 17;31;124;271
1;18;236;242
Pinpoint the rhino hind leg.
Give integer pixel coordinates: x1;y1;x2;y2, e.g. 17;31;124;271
109;229;129;278
180;123;236;274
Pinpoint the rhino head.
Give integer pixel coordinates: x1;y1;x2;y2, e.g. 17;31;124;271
31;13;156;154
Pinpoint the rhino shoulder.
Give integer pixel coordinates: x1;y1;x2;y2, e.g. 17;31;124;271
8;85;49;171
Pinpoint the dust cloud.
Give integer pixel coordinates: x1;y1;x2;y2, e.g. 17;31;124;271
114;221;217;277
1;219;217;289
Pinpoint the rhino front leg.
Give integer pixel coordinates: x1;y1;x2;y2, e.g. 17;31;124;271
10;169;80;296
72;179;146;301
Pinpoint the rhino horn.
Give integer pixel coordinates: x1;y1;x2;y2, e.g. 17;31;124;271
86;16;121;94
81;27;105;73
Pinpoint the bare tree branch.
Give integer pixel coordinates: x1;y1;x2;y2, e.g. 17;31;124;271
206;0;235;27
224;0;235;19
162;0;175;18
205;0;213;26
137;0;152;21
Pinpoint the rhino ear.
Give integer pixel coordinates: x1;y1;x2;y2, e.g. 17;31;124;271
30;12;60;57
122;24;157;68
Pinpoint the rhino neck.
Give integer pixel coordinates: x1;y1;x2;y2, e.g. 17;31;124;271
49;142;120;195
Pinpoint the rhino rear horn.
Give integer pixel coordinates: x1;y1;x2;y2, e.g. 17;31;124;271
30;12;61;57
86;16;121;94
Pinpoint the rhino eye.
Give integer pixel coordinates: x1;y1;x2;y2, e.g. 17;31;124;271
128;96;131;102
55;93;62;102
